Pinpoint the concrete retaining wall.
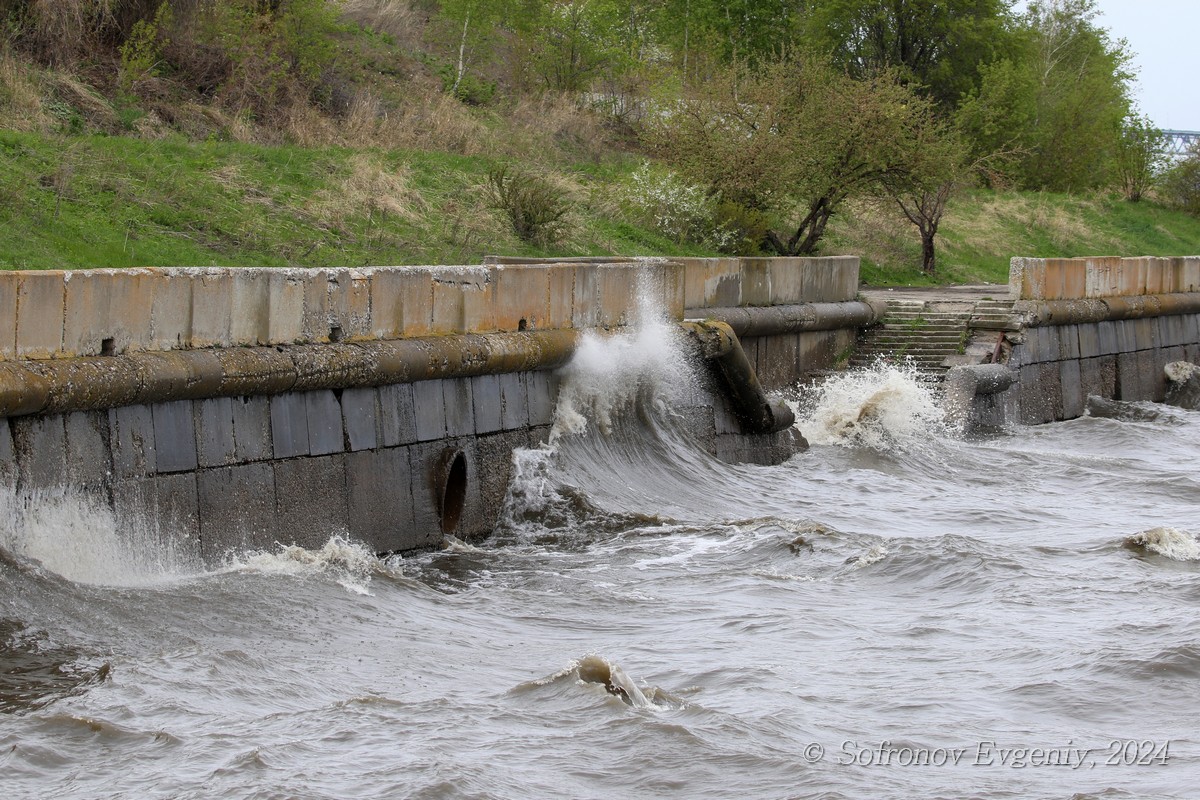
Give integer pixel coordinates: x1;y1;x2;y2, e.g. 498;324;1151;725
0;257;860;563
981;257;1200;425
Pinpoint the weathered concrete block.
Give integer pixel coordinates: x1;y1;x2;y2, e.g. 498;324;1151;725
404;441;454;548
369;267;434;339
273;454;349;549
109;404;156;480
499;371;528;430
1143;352;1165;402
597;265;638;327
1037;327;1061;363
1076;323;1101;359
0;418;15;483
431;267;493;334
1059;359;1084;419
739;258;772;306
16;270;66;359
12;415;67;490
112;473;202;570
704;259;742;307
63;269;155;356
148;269;192;350
197;462;276;561
494;265;549;332
1116;352;1144;401
643;260;686;320
0;274;17;359
1062;261;1087;300
1131;318;1155;352
1042;259;1067;300
346;447;416;553
757;334;799;391
767;258;804;305
1114;319;1137;354
1182;258;1200;293
547;264;575;329
474;430;529;532
230;395;272;462
230;269;270;346
378;382;417;447
270;393;310;458
152;399;199;473
680;258;708;310
195;397;237;468
443;377;475;438
1145;259;1165;295
301;269;333;343
189;268;234;348
412;379;447;441
341;387;378;452
572;264;601;328
1055;325;1080;361
1097;320;1119;356
306;390;344;456
328;269;372;341
1019;363;1059;424
266;269;306;345
526;370;558;427
64;410;112;487
471;374;504;434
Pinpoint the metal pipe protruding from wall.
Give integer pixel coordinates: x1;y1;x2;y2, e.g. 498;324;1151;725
680;320;795;435
0;330;581;418
1017;293;1200;327
685;300;883;338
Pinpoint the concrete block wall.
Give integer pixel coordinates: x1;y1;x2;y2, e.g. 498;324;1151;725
0;257;864;563
0;262;698;361
1002;313;1200;424
2;371;560;563
1010;256;1200;301
680;256;860;310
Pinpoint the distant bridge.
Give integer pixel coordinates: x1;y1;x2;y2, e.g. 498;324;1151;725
1162;130;1200;158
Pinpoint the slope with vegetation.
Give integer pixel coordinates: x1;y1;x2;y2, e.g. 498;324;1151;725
1;0;1198;283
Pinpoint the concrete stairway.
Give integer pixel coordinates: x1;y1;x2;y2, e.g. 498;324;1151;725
848;300;974;378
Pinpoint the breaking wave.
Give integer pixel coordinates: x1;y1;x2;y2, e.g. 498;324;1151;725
792;361;951;449
1125;527;1200;562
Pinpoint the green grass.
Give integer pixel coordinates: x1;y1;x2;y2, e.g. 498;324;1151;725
0;129;709;269
825;188;1200;287
2;128;1199;276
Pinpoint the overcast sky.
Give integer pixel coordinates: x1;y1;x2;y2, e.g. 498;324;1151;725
1015;0;1198;130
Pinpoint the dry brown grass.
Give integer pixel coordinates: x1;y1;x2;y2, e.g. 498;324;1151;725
305;154;428;235
0;49;54;130
339;0;427;50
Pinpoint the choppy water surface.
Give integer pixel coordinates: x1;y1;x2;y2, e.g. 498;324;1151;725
2;317;1199;799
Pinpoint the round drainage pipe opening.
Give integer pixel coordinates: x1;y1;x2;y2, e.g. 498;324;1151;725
438;449;468;535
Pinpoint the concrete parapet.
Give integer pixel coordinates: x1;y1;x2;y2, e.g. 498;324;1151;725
1012;256;1200;302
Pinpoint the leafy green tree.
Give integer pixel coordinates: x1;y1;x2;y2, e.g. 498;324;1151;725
435;0;512;100
1162;144;1200;217
649;52;958;256
958;0;1133;191
1114;112;1165;202
800;0;1014;109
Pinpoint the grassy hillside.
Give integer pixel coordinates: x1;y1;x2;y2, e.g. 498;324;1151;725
1;1;1198;283
3;127;1199;282
825;190;1200;287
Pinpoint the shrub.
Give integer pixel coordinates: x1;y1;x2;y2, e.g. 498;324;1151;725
485;165;570;245
1162;146;1200;217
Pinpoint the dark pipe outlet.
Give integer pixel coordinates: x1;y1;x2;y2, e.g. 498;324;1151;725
436;448;468;535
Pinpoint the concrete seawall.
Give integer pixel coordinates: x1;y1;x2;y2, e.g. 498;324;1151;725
0;257;867;563
958;256;1200;428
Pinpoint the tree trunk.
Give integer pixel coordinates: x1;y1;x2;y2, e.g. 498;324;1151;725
920;228;936;274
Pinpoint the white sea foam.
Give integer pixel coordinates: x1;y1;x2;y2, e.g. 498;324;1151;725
226;535;399;594
0;486;200;586
550;275;694;443
794;361;951;448
1125;527;1200;561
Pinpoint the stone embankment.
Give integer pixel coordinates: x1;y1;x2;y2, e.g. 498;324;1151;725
0;257;870;562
